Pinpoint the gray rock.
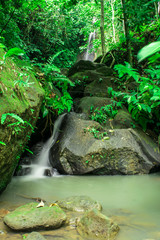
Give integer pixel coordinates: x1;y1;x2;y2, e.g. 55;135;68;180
77;96;114;118
57;196;102;212
77;209;120;240
95;66;114;76
49;113;160;175
84;76;114;97
67;60;105;77
26;232;46;240
4;202;66;231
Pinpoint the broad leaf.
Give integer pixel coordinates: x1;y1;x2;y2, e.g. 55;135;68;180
137;41;160;62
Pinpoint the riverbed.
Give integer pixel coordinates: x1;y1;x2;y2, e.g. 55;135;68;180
0;174;160;240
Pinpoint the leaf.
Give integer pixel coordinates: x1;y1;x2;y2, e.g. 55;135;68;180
137;41;160;62
0;43;5;49
0;141;6;146
4;48;25;59
36;200;44;208
1;113;24;124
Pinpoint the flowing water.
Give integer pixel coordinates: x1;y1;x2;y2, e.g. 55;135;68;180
1;115;160;239
85;31;96;61
0;174;160;240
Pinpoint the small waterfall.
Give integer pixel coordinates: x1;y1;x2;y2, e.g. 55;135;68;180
20;114;66;178
85;30;96;61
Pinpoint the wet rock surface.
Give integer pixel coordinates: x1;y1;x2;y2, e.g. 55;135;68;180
77;209;120;240
50;113;160;175
4;202;66;231
56;196;102;212
26;232;47;240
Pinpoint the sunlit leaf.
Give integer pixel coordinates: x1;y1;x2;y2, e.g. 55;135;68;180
137;41;160;62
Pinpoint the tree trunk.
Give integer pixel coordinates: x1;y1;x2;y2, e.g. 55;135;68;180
158;2;160;16
100;0;105;58
121;0;132;66
111;0;116;43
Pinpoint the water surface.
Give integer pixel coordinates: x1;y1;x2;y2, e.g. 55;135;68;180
0;174;160;240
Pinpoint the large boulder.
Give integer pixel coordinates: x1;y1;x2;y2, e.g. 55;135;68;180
75;96;114;118
77;209;120;240
49;113;160;175
4;202;67;231
56;196;102;212
0;50;44;193
84;76;115;97
67;60;105;77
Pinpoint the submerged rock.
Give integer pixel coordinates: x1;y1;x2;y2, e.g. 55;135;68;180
56;196;102;212
77;209;120;240
26;232;46;240
4;202;66;231
49;113;160;175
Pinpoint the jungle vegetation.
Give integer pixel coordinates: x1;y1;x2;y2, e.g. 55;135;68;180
0;0;160;137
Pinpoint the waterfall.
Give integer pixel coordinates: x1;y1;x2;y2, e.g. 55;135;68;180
20;114;66;178
85;30;96;61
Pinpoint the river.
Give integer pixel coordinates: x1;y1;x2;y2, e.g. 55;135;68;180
0;174;160;239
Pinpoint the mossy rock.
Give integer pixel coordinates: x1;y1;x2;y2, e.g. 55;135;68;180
77;209;120;240
76;96;114;118
0;49;44;193
26;232;47;240
57;196;102;212
4;202;66;231
84;76;114;98
67;60;105;77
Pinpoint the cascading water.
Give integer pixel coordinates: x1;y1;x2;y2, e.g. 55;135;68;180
19;114;66;178
85;30;96;61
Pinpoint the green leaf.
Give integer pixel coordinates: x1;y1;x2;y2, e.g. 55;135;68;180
0;141;6;146
137;41;160;62
0;43;5;49
4;48;25;59
1;113;24;124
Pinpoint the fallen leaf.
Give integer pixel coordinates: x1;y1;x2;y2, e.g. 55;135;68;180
36;200;44;208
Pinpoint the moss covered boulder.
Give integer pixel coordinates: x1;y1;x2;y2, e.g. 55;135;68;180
3;202;66;231
77;209;120;240
0;49;44;193
57;196;102;212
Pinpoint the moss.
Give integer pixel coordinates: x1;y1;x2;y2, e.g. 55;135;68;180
0;49;44;193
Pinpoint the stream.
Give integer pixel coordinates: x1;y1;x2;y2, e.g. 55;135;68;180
0;174;160;240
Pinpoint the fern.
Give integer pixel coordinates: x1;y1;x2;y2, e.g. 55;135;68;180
1;113;24;125
114;62;140;82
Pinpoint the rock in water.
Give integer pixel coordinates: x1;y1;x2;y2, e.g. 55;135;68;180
49;113;160;175
77;209;120;240
4;202;66;231
56;196;102;212
26;232;46;240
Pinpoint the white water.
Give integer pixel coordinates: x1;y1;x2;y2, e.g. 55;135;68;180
85;30;96;61
26;114;66;178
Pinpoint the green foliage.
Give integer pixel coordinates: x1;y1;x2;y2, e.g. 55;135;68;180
1;113;33;134
114;62;139;82
0;141;6;146
90;101;122;124
39;52;74;117
112;58;160;131
0;45;25;65
137;41;160;62
84;126;108;140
